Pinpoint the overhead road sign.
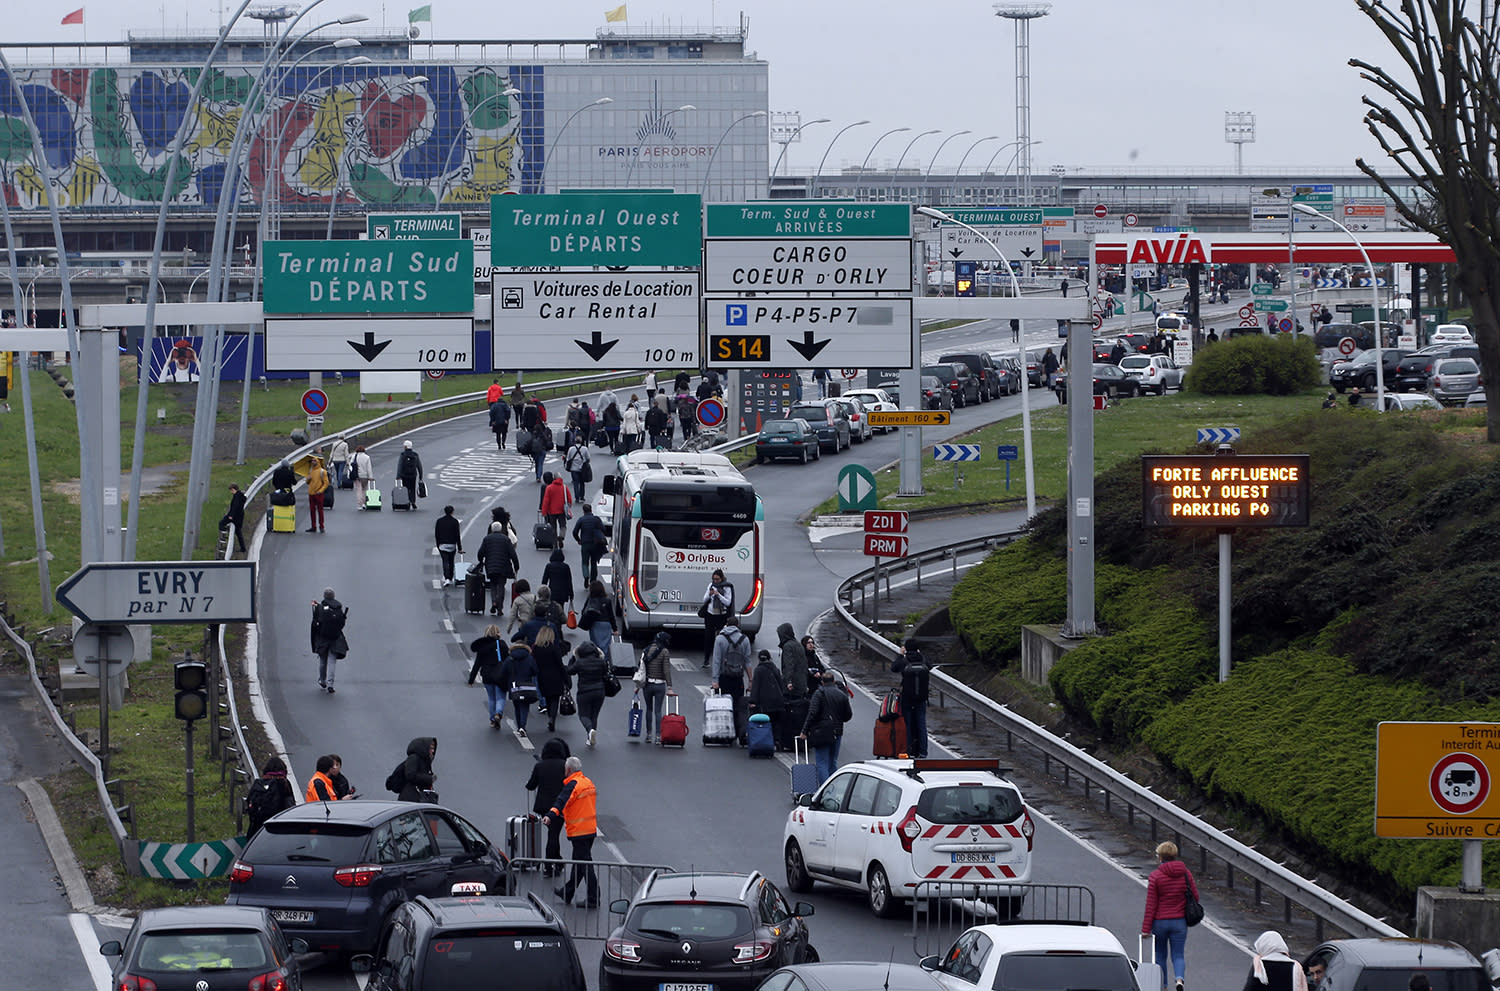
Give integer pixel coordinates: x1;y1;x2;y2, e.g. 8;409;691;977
367;212;462;240
490;192;702;268
938;210;1044;260
863;533;909;558
705;298;912;368
491;271;699;370
265;317;475;372
1093;231;1455;265
263;241;475;315
863;510;909;534
867;409;950;427
933;444;981;462
1141;454;1311;528
56;561;257;624
705;201;910;238
1376;722;1500;838
703;238;911;293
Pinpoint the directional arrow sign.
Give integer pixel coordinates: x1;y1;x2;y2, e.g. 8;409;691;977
492;271;699;371
1197;427;1242;445
837;464;878;512
863;533;909;558
265;317;474;372
56;561;256;624
940;224;1044;260
1258;299;1290;312
933;444;982;462
863;510;909;534
866;409;950;427
705;298;912;368
137;838;244;879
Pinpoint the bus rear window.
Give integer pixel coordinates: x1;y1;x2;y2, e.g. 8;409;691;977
640;486;755;522
643;523;752;550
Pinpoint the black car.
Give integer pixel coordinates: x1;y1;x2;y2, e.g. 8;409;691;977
100;905;307;991
921;363;982;407
937;352;1004;402
756;418;822;464
1392;345;1479;392
355;887;587;991
601;870;817;991
1054;363;1141;404
1314;322;1375;351
920;375;955;411
1329;349;1412;392
227;800;511;955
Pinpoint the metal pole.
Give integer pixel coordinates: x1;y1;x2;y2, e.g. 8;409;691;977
812;120;869;199
1295;205;1384;408
1218;531;1232;682
185;721;197;843
771;117;828;179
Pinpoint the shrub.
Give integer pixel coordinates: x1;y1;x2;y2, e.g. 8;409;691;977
949;538;1066;664
1184;335;1322;395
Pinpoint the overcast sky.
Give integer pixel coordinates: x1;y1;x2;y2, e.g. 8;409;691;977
9;0;1405;176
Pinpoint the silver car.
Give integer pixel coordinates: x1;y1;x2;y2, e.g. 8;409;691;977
1118;353;1183;395
1429;356;1482;405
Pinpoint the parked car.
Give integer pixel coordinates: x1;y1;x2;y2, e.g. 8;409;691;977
99;905;309;991
1329;349;1412;392
1431;322;1474;345
1022;349;1051;387
937;352;1004;402
787;401;851;452
784;758;1033;919
1382;393;1442;411
1118;353;1183;395
756;418;821;464
1467;392;1488;408
601;870;816;991
920;375;955;411
1315;322;1375;351
1054;363;1142;404
1429;356;1483;406
919;923;1145;991
1091;340;1118;363
1117;332;1154;355
355;886;587;991
226;799;511;955
841;388;899;432
1302;938;1497;991
835;397;873;443
757;962;947;991
921;362;982;407
991;355;1023;395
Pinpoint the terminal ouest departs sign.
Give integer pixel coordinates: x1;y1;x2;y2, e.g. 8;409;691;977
489;192;703;267
262;240;475;315
1141;454;1311;528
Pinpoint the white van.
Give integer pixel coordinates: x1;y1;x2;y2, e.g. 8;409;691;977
1155;312;1192;337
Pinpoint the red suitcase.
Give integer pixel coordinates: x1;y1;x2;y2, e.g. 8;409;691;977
873;713;907;759
659;693;688;747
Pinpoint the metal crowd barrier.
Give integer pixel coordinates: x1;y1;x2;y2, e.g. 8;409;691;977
910;881;1097;958
505;858;675;940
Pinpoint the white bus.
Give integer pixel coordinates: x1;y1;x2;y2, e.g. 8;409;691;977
599;450;765;640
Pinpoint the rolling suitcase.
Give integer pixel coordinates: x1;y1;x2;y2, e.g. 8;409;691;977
364;487;383;511
873;712;908;759
1137;935;1163;991
322;485;334;510
268;503;296;533
465;569;487;615
747;713;775;758
506;812;541;869
392;484;413;511
703;691;737;746
790;737;820;799
659;693;688;747
533;512;556;550
627;699;644;740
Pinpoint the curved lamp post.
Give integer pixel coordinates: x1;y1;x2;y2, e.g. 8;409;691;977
539;96;613;193
623;104;695;188
950;134;999;203
701;110;767;198
772;116;829;178
923;129;971;204
813;119;868;197
895;129;940;172
1295;203;1385;409
918;205;1037;521
857;126;910;195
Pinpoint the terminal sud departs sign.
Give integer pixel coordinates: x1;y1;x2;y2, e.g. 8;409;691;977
489;192;702;268
1376;722;1500;838
1140;454;1311;528
262;241;474;315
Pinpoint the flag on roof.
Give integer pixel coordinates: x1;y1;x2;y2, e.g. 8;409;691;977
605;4;627;22
408;5;432;23
61;7;84;24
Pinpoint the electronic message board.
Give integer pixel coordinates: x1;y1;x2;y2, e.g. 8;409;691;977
1141;454;1310;528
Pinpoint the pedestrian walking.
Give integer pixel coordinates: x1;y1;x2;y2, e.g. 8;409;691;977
748;648;786;749
507;578;537;636
572;505;608;583
468;624;509;729
532;625;571;733
328;754;356;798
218;483;248;553
1010;318;1021;343
543;756;599;907
310;587;348;694
305;754;347;803
565;640;611;748
601;399;623;454
813;367;829;398
1043;348;1060;386
305;456;329;533
396;440;423;508
1242;931;1308;991
801;635;826;680
529;405;551;481
503;640;540;738
644;399;670;450
1061;278;1070;297
540;472;573;543
644;370;658;401
564;435;591;502
489;397;511;452
395;737;437;802
351;445;374;508
635;630;673;744
700;568;735;668
542;547;575;614
525;737;572;876
800;669;853;786
434;505;463;586
579;579;616;661
272;459;297;494
486;378;505;406
244;756;297;836
521;586;566;643
621;396;644;452
676;391;698;440
778;622;809;699
477;521;520;615
329;436;350;490
892;641;931;758
1142;840;1199;991
710;615;753;747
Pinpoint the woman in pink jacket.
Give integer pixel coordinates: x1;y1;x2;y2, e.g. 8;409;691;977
1141;840;1199;991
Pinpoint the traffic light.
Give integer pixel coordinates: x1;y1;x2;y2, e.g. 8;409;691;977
173;653;208;722
955;260;976;298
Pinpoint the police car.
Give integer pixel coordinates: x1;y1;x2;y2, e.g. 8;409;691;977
782;759;1034;919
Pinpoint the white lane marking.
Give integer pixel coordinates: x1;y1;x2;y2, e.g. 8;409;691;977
72;913;114;990
442;618;454;633
808;526;863;544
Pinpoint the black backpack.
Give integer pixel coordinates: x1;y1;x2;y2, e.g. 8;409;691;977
244;777;283;827
385;760;407;795
718;630;751;677
539;425;555;451
314;602;346;638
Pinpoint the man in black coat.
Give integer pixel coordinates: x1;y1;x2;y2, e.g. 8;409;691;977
218;483;248;553
891;642;931;758
434;505;463;586
477;521;520;615
525;737;572;875
396;737;437;801
310;587;348;693
572;504;608;582
489;400;510;451
396;440;423;507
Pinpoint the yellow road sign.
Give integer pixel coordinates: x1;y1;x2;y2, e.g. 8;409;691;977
867;409;951;427
1375;721;1500;838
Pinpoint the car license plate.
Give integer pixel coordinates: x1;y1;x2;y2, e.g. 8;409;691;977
769;437;788;443
270;909;314;924
951;852;997;864
662;984;715;991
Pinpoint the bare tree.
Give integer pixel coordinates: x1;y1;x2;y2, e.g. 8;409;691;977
1352;0;1500;438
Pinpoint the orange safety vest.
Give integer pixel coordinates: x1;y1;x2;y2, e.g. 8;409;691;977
551;771;597;838
305;771;337;803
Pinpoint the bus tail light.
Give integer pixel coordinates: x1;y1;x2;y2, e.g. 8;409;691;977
628;575;648;611
743;578;763;614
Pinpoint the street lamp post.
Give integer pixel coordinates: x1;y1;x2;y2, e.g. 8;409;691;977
1295;203;1385;409
948;134;998;203
923;130;971;206
813;119;868;198
857;127;910;202
701;110;767;199
894;129;940;173
622;104;696;188
539;96;613;193
917;205;1037;521
772;116;829;179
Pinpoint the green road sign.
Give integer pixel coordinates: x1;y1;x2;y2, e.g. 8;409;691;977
1258;298;1290;311
706;201;910;238
263;240;475;315
837;463;878;512
366;212;462;240
1252;283;1274;295
490;192;702;267
942;207;1044;226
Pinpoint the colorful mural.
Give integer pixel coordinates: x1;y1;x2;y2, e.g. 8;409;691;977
0;63;536;210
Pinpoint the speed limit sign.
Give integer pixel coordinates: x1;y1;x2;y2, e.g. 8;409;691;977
425;369;446;381
841;368;859;380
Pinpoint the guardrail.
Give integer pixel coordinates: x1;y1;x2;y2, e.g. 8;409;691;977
832;537;1405;943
